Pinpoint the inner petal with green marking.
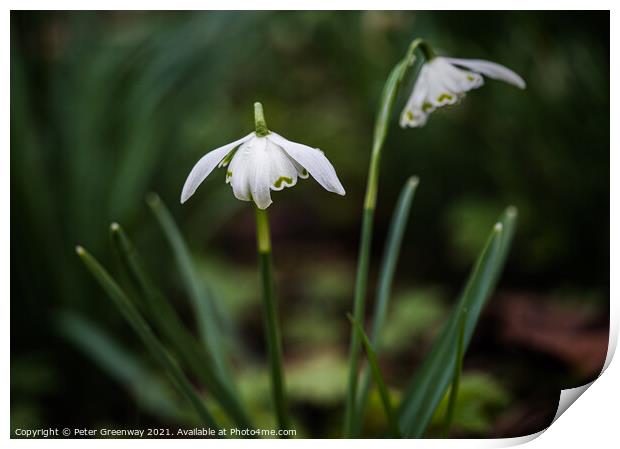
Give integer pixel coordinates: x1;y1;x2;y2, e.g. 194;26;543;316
218;150;236;168
437;93;454;103
274;176;293;189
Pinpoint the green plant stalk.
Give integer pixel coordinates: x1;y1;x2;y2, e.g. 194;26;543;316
353;176;418;433
109;223;253;429
75;246;221;432
442;308;467;438
344;38;432;437
256;207;290;432
254;102;269;137
348;314;401;438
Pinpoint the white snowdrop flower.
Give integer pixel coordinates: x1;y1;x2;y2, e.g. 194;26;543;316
400;56;526;128
181;103;345;210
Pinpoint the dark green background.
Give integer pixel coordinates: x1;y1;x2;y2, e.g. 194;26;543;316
11;11;609;438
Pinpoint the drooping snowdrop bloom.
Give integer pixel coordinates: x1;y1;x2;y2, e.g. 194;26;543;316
181;103;345;209
400;56;526;128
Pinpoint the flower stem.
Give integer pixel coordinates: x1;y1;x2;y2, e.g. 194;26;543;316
344;38;432;437
254;102;270;137
344;206;374;437
255;207;289;432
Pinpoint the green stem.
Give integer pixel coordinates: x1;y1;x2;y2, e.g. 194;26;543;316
344;207;374;437
443;308;468;438
254;102;269;137
344;38;432;437
256;207;289;432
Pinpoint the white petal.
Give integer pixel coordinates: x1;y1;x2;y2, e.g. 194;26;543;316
433;57;483;94
443;57;526;89
264;139;299;191
248;138;273;209
400;65;431;128
180;132;254;203
268;132;345;196
425;68;456;107
290;158;309;179
227;139;255;202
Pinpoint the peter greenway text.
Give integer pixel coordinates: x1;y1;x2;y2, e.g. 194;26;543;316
14;427;297;438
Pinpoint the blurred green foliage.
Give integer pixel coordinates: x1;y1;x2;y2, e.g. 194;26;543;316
11;11;608;437
379;288;446;353
429;373;511;436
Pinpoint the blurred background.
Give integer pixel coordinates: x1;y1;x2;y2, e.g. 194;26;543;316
11;11;609;438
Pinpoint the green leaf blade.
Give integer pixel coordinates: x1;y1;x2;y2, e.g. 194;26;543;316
442;308;467;438
75;245;221;431
146;193;230;383
109;223;253;429
348;314;400;438
354;176;419;433
56;311;186;423
398;207;517;438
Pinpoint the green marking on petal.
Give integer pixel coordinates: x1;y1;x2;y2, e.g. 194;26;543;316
437;93;454;102
467;74;475;81
220;151;235;167
406;110;414;121
422;102;433;112
274;176;293;188
226;170;232;179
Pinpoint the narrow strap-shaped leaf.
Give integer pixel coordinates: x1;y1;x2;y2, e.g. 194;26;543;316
57;311;186;423
75;245;221;432
442;308;467;438
398;207;517;438
348;314;401;438
109;223;253;429
146;193;230;383
354;176;419;431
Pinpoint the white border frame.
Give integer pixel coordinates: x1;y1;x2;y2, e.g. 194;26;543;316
4;4;616;448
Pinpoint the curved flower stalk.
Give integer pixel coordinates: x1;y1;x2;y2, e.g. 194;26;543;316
400;56;526;128
180;104;345;209
344;38;526;437
344;38;434;437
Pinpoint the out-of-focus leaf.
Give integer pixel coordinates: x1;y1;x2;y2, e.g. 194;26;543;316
301;261;354;308
379;288;446;353
75;245;220;430
146;193;230;384
398;207;517;438
286;352;348;405
355;177;419;431
109;223;253;429
445;198;505;266
56;311;187;423
349;314;400;437
442;308;467;437
285;310;341;347
369;177;419;345
430;373;511;436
